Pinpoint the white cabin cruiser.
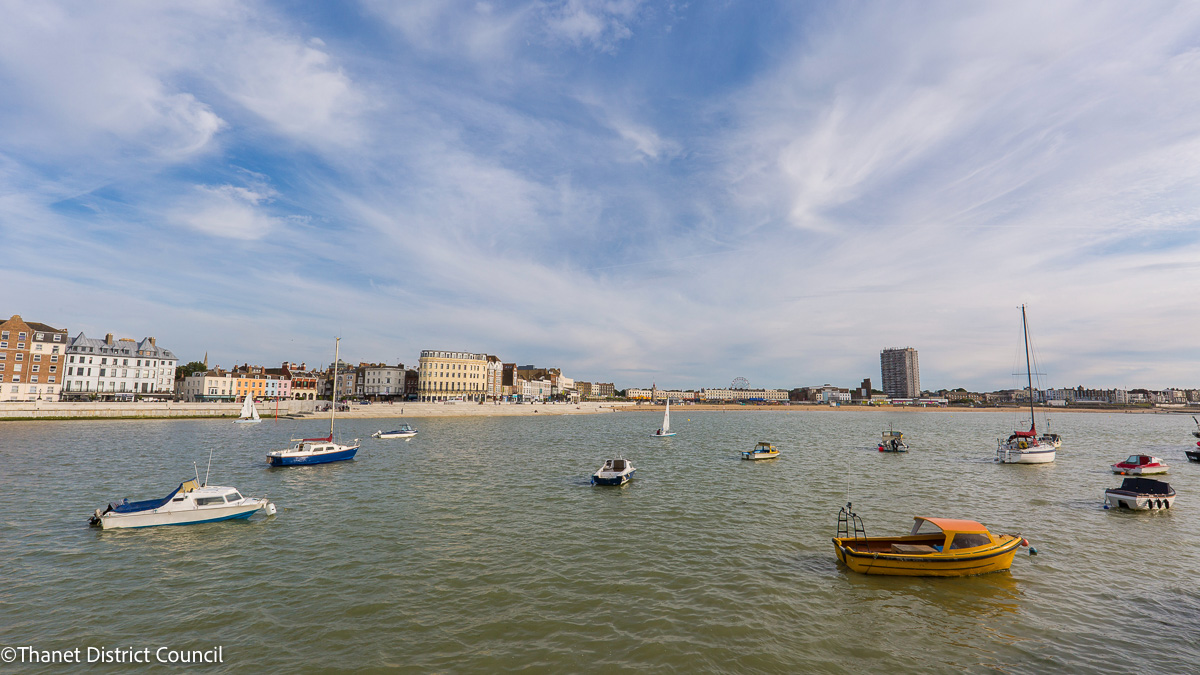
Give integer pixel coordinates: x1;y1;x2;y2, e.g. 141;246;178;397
592;458;635;486
89;479;274;529
372;424;418;439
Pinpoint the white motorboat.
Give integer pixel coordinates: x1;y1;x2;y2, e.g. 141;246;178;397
1105;478;1175;511
592;458;635;486
651;398;676;437
235;394;261;424
1111;455;1169;475
267;338;359;466
996;306;1057;464
372;424;418;439
89;478;274;529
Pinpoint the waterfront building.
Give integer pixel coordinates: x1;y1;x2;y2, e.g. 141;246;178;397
229;364;291;401
520;378;553;401
595;383;614;398
0;315;69;401
63;332;177;400
485;356;502;400
418;349;488;402
362;363;406;400
178;369;235;402
702;388;782;402
266;362;318;400
880;347;920;399
576;381;593;399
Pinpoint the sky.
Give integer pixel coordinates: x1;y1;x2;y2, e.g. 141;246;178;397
3;1;1200;393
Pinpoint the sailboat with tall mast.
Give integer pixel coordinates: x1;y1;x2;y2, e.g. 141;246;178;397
234;393;261;424
995;305;1056;464
267;338;360;466
651;396;677;437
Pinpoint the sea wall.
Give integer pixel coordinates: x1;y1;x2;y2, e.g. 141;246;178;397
0;399;319;420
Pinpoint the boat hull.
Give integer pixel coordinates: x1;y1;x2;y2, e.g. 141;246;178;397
98;501;266;529
1185;450;1200;463
234;419;261;424
832;535;1022;576
995;445;1055;464
1111;466;1167;475
1105;491;1175;510
374;432;417;439
267;446;358;466
742;451;779;460
651;432;676;438
592;470;634;486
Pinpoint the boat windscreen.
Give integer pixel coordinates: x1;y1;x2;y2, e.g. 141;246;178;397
111;484;182;513
910;519;944;536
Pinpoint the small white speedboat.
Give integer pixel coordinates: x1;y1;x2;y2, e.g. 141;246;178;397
89;479;274;529
593;458;635;486
372;424;418;439
1111;455;1168;475
1105;478;1175;511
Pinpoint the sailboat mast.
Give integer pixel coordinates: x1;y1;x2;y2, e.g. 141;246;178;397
1021;305;1036;432
331;337;339;437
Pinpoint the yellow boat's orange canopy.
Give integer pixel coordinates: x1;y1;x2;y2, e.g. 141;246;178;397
913;517;989;533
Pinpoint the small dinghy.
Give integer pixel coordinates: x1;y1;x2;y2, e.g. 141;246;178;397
1105;477;1175;510
651;398;676;437
878;427;908;452
372;424;418;439
592;458;635;486
831;503;1029;577
742;441;779;460
1111;455;1168;475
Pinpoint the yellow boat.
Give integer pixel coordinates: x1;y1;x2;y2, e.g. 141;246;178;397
832;504;1026;577
742;441;779;460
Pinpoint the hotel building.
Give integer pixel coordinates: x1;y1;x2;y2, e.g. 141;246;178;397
418;349;488;402
63;332;177;400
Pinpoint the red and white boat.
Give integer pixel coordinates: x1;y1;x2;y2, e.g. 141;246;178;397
1110;455;1168;475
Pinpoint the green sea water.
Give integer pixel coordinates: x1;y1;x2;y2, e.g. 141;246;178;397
2;410;1197;672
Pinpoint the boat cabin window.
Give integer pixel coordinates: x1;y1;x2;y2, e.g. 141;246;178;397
171;496;186;502
224;492;242;502
948;533;991;549
1125;455;1140;464
195;496;225;506
910;520;944;536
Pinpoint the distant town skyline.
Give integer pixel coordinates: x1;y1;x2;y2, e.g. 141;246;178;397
4;3;1200;391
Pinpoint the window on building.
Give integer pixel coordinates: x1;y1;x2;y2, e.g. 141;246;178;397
53;334;61;342
0;341;6;348
48;376;55;383
49;365;56;373
31;375;38;383
18;332;26;340
14;353;22;361
31;365;39;372
33;354;41;362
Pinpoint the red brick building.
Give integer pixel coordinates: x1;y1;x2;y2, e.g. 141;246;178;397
0;314;69;401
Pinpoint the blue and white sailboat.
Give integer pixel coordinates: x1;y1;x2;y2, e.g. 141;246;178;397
651;397;676;438
267;338;359;466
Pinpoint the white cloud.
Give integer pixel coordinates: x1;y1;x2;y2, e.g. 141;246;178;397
169;183;281;240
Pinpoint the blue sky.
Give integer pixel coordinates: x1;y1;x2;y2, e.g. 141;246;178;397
3;1;1200;392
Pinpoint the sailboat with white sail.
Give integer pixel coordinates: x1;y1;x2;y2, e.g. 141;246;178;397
995;305;1056;464
267;338;359;466
235;394;261;424
651;397;677;437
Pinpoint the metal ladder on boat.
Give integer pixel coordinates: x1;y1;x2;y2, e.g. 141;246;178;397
836;502;866;542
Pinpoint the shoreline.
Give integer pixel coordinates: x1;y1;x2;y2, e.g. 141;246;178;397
1;400;1196;421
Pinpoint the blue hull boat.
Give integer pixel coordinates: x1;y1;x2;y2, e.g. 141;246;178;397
267;445;358;466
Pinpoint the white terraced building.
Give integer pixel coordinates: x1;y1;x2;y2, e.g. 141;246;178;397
62;332;177;400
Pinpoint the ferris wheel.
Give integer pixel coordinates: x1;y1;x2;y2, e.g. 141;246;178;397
731;377;750;390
